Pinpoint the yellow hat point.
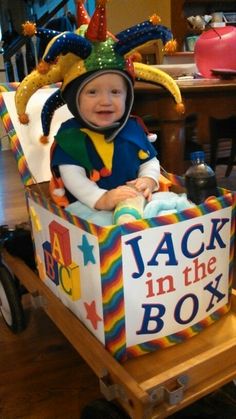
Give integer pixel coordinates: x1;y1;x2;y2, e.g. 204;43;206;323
19;113;29;124
22;21;36;37
134;62;183;112
176;102;185;114
150;14;161;25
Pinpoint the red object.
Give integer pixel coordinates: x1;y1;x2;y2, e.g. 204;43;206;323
85;0;107;42
76;1;90;27
194;26;236;78
49;220;72;266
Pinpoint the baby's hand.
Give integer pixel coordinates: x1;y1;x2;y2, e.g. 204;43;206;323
127;177;157;201
95;185;138;211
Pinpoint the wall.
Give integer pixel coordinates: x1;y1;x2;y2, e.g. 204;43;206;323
106;0;171;63
107;0;171;33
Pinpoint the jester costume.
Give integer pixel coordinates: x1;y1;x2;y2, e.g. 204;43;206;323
15;0;185;218
51;115;157;204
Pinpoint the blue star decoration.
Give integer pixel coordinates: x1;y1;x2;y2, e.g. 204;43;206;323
78;234;96;265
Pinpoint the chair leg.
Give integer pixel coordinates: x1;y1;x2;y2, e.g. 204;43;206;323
210;139;218;171
225;138;236;177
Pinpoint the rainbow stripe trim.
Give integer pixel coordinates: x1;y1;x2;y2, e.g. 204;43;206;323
99;226;127;361
0;82;34;185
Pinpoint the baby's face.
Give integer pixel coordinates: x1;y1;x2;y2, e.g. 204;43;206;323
78;73;127;127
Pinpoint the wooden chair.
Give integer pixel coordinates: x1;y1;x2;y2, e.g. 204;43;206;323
209;115;236;177
136;41;160;65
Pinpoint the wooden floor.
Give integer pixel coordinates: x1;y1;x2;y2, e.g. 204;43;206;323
0;151;102;418
0;150;28;228
0;296;101;418
0;150;236;418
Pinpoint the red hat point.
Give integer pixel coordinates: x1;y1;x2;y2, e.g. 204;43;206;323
76;0;90;27
85;0;107;42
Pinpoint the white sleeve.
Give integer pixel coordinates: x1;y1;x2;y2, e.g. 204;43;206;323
59;164;107;208
138;157;160;185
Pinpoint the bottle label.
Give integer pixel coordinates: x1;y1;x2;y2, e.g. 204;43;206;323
185;175;218;204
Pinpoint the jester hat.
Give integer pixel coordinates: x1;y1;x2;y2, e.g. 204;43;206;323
15;0;185;143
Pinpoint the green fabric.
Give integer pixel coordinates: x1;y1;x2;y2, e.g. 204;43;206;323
85;39;126;73
55;127;93;171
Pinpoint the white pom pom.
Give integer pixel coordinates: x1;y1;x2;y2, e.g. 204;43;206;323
147;133;157;142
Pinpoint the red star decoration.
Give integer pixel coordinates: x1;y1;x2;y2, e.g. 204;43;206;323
84;300;102;330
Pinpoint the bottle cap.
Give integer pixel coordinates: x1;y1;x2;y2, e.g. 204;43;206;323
190;150;205;161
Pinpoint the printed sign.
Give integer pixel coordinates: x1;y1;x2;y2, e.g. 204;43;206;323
122;208;231;346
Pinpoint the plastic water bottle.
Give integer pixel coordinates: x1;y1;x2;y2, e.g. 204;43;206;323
185;151;218;205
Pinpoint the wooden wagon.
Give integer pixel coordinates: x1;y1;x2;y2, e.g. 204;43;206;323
0;83;235;418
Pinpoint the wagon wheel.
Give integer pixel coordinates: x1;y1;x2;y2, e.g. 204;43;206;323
80;399;130;419
0;264;25;333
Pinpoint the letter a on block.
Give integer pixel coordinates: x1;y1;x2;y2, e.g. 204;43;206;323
49;221;72;266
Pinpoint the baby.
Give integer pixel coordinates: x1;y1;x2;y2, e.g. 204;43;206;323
15;0;184;224
51;70;160;217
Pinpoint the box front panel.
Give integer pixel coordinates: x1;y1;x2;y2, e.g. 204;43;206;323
122;207;231;346
28;198;105;344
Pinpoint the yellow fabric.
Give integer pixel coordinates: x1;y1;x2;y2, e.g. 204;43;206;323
81;128;114;170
